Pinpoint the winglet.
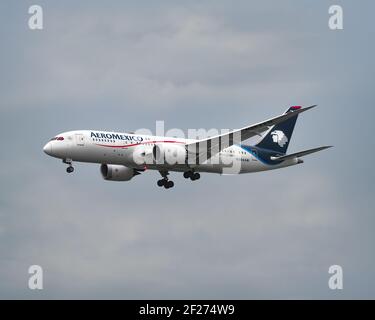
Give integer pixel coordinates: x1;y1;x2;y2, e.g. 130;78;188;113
299;104;317;113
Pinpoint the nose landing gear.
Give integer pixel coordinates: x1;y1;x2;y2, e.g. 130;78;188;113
66;166;74;173
63;159;74;173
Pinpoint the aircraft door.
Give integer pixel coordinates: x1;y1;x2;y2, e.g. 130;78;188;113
75;133;85;147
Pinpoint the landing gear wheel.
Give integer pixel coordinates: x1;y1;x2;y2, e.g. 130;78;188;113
66;166;74;173
183;171;192;179
158;170;174;189
164;181;174;189
191;172;200;181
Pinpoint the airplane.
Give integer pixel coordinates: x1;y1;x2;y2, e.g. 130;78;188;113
43;105;331;189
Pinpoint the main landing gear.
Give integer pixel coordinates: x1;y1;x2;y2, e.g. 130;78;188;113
156;170;201;189
183;171;200;181
157;171;174;189
63;159;74;173
157;179;174;189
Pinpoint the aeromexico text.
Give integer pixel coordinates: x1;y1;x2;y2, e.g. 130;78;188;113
90;132;143;142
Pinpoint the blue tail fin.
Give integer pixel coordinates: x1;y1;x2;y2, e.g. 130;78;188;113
255;106;301;154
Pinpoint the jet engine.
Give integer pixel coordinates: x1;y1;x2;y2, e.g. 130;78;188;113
100;164;139;181
152;143;187;165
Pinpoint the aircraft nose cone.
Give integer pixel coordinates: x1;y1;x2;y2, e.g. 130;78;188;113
43;142;52;156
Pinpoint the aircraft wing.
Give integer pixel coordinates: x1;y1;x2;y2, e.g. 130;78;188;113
186;105;316;164
270;146;332;161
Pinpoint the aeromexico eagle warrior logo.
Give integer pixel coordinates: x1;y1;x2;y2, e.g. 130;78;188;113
271;130;288;147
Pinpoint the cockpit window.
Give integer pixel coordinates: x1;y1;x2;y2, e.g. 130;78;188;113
50;137;64;141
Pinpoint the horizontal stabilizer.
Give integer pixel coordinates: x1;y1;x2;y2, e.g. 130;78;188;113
270;146;332;161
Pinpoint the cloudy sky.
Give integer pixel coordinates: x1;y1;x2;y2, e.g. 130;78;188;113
1;0;374;299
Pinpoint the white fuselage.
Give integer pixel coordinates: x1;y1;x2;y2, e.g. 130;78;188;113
43;130;298;174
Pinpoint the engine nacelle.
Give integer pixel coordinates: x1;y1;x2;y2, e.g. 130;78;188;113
100;164;138;181
153;143;187;165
